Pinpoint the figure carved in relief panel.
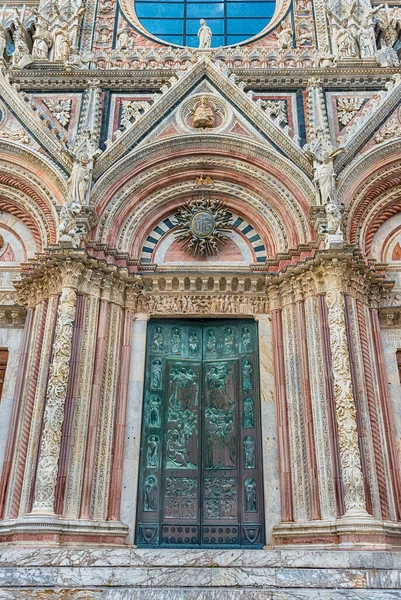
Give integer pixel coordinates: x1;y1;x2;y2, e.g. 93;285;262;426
204;477;237;519
243;397;254;429
164;477;198;519
242;360;253;390
223;327;234;354
205;363;236;470
242;327;252;353
144;475;158;512
151;359;162;389
148;395;161;427
146;435;159;468
171;328;181;354
245;477;257;512
152;326;164;352
188;329;199;355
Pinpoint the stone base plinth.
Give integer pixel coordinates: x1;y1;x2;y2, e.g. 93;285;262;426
0;547;399;597
273;519;401;548
0;516;128;544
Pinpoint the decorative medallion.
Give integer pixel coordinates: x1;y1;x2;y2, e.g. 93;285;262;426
178;93;231;134
174;197;232;257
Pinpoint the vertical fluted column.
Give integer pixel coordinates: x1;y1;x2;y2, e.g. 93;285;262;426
293;281;321;521
269;288;293;523
324;269;368;517
31;286;78;514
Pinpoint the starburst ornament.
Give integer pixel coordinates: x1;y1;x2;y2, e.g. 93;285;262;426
174;197;232;257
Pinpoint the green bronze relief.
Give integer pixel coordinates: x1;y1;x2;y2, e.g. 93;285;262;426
137;320;263;548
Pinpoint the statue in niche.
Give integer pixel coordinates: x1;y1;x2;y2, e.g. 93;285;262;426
188;330;199;354
312;148;343;206
144;475;157;511
53;23;71;62
242;360;253;390
152;326;164;352
244;435;256;469
206;330;217;354
223;328;234;354
171;328;181;354
243;397;254;428
242;327;251;352
116;24;130;50
67;154;90;204
146;435;159;468
193;96;215;129
197;18;212;48
275;24;293;50
151;359;162;389
245;477;257;512
32;15;53;60
149;396;161;427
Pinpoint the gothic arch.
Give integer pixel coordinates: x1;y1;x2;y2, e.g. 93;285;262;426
338;141;401;255
0;141;67;249
91;135;315;260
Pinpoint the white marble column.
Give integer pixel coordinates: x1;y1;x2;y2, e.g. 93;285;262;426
120;313;149;544
31;287;77;515
325;275;368;517
257;314;281;546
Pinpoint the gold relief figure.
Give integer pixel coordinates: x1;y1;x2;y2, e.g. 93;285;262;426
193;96;215;129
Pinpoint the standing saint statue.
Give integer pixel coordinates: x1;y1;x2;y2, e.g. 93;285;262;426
53;23;70;62
32;17;53;60
198;19;212;48
67;154;90;204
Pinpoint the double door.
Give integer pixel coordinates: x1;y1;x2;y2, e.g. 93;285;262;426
136;319;264;548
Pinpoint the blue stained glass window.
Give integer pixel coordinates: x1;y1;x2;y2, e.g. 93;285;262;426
134;0;276;47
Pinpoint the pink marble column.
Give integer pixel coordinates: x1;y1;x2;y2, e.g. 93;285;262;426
356;300;389;520
371;308;401;520
80;298;109;519
108;309;134;521
0;308;34;519
271;308;293;522
295;299;321;521
317;294;344;517
54;294;85;516
10;302;49;519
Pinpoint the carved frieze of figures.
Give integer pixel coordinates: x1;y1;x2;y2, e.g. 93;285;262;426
137;294;268;315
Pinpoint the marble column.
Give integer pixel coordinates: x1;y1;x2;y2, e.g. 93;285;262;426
120;313;149;544
325;273;368;517
270;297;293;523
257;314;280;546
31;287;77;515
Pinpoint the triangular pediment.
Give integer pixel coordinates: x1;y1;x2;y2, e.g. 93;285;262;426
94;58;312;180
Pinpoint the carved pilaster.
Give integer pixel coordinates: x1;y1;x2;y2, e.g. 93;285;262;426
325;271;368;517
31;287;78;514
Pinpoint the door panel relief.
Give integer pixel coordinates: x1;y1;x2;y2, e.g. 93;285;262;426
136;319;264;548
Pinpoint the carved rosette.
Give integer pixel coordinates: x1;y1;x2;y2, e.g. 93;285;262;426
32;287;77;513
325;280;367;516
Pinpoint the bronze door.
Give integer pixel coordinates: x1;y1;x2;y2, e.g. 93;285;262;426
136;319;264;548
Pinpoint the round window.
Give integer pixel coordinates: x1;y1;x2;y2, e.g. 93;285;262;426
133;0;277;47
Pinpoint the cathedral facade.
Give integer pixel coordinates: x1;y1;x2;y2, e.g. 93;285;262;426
0;0;400;596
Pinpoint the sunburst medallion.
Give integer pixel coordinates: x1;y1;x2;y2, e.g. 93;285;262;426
174;197;232;257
